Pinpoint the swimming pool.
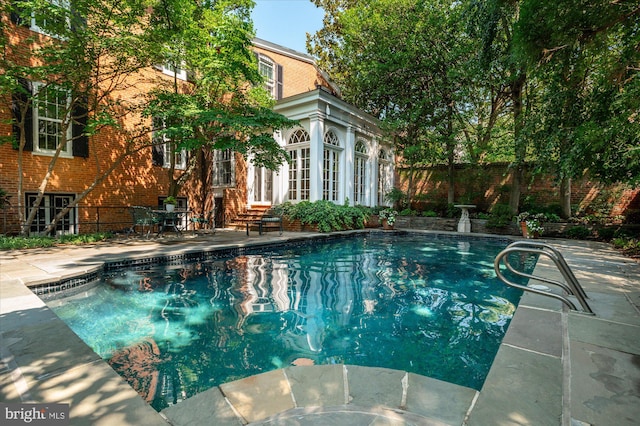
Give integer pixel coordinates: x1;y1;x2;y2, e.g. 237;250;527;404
47;233;528;411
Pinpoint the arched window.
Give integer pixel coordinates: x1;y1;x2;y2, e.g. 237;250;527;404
354;140;368;205
286;129;311;201
323;130;341;202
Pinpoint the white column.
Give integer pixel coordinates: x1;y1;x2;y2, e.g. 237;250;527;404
246;159;255;208
370;138;379;207
344;126;355;205
309;113;325;202
273;130;287;205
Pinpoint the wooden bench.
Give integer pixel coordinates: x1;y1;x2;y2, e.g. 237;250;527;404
246;214;283;236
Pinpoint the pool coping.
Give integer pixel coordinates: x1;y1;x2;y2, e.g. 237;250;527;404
1;229;639;425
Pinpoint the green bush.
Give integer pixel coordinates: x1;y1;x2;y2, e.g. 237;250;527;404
385;188;407;209
612;237;640;257
564;226;592;240
275;201;370;233
422;210;438;217
596;227;617;241
487;203;514;229
399;208;418;216
0;232;113;250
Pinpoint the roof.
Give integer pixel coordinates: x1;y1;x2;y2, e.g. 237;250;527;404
252;37;315;64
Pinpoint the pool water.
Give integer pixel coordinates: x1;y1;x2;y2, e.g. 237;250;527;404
48;234;529;411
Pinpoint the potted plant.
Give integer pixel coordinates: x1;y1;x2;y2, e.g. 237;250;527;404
517;212;545;238
163;196;177;212
379;208;398;230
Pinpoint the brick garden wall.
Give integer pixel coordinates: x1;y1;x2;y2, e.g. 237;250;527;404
396;163;639;220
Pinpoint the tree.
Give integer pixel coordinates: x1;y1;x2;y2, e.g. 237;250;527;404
465;0;530;214
516;0;640;216
144;0;296;201
2;0;164;235
310;0;476;204
2;0;294;235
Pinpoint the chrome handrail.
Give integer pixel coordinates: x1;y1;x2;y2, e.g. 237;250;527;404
494;241;594;314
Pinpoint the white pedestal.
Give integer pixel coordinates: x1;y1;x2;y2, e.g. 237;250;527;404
454;204;475;233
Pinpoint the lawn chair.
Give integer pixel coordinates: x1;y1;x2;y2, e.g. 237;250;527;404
128;206;156;238
190;208;216;235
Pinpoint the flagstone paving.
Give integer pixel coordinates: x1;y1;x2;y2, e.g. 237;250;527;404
1;230;638;425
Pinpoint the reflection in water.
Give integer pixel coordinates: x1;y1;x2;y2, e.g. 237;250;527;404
50;234;530;411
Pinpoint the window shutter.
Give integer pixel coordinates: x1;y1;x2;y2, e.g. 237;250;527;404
70;3;87;33
12;78;33;151
72;98;89;158
10;1;29;26
151;116;165;166
152;145;164;166
276;64;283;100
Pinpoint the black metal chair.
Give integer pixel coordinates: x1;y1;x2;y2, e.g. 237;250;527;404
190;208;216;235
127;206;156;238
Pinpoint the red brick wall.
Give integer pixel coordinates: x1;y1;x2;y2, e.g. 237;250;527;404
253;46;332;97
396;163;639;219
0;18;205;234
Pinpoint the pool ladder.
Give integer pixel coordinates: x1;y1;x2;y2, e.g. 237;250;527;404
494;241;594;315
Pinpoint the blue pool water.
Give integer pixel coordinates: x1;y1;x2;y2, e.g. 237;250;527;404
48;233;529;411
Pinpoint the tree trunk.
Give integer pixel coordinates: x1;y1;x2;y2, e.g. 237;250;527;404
508;73;526;214
508;165;522;215
560;176;572;219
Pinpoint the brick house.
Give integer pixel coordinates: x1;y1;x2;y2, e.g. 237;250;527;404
0;7;393;236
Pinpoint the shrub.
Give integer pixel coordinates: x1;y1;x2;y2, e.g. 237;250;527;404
0;232;113;250
399;208;418;216
422;210;438;217
565;226;592;240
385;188;407;209
596;227;617;241
612;237;640;257
275;201;369;233
487;203;513;229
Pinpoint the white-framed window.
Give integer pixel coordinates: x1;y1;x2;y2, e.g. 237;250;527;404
354;140;368;205
254;167;273;203
30;0;70;36
257;53;283;100
322;130;342;202
258;55;275;96
160;63;188;81
152;116;187;170
378;149;392;205
213;149;235;187
26;193;76;235
33;82;72;156
286;129;311;201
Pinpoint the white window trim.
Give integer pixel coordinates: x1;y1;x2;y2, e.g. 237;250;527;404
160;64;188;81
257;54;277;98
32;81;73;157
30;0;70;38
153;117;187;170
322;130;343;202
286;129;311;202
163;143;187;170
213;149;236;187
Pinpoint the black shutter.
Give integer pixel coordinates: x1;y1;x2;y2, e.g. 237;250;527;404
70;2;87;33
12;78;33;151
276;64;283;100
10;1;28;26
152;145;164;166
151;116;164;166
72;98;89;158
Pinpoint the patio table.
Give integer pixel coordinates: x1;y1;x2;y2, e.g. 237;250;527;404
152;209;190;237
